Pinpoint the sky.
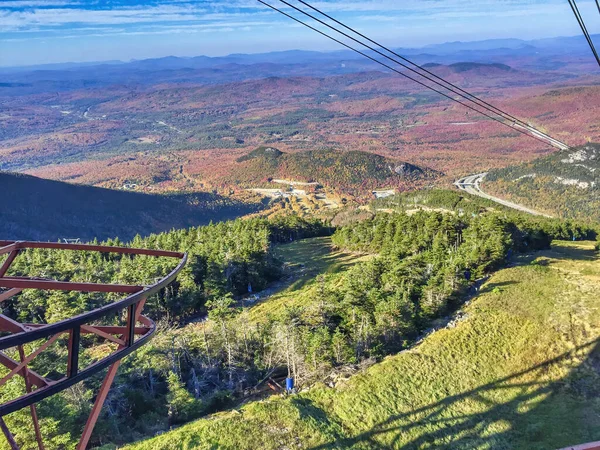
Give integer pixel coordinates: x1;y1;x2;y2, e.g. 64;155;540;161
0;0;599;67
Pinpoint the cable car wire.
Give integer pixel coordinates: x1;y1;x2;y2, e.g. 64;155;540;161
568;0;600;67
287;0;569;149
270;0;569;148
570;0;600;62
256;0;561;148
294;0;532;131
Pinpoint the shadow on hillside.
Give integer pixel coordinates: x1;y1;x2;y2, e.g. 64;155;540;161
307;338;600;450
277;241;360;293
0;173;266;241
477;280;518;295
504;243;598;272
541;243;598;262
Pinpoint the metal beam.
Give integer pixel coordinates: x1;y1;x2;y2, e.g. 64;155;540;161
0;315;28;334
0;289;22;303
77;298;147;450
0;352;48;388
67;327;80;378
127;305;136;346
0;321;155;417
81;325;125;346
0;240;185;446
18;346;44;450
0;416;19;450
0;334;63;388
24;323;151;336
0;243;20;256
0;250;19;278
0;278;144;294
0;253;185;351
22;241;183;259
77;361;121;450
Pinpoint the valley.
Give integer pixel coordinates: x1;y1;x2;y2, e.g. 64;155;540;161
1;40;598;208
2;28;600;450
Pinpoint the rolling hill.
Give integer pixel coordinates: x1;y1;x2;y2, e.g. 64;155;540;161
0;171;262;241
227;147;440;194
484;143;600;222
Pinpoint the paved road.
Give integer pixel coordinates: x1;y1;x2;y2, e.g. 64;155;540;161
454;173;553;218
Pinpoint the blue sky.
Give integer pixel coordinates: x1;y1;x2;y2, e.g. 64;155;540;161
1;0;599;67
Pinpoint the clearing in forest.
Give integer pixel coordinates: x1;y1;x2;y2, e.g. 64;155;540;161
127;241;600;449
248;237;370;320
273;236;366;278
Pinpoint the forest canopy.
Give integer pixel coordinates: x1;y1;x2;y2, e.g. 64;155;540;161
2;199;596;448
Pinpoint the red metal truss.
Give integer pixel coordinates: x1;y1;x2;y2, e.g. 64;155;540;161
0;240;186;450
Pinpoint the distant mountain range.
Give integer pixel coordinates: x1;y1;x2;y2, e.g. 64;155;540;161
2;34;597;72
0;34;596;96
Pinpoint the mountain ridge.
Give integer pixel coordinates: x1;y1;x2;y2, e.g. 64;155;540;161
2;34;597;72
485;143;600;222
0;171;262;241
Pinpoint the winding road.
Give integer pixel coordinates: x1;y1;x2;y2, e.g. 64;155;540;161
454;173;553;218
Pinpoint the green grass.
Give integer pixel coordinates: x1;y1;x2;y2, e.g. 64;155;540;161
273;237;365;276
249;237;370;320
124;241;600;450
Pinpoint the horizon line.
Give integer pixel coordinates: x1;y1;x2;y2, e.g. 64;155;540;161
0;32;593;70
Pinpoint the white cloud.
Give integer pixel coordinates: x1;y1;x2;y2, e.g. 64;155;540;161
0;0;576;32
0;0;82;7
1;0;598;64
0;4;212;30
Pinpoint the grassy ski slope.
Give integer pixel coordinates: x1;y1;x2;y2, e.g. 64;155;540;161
125;241;600;450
